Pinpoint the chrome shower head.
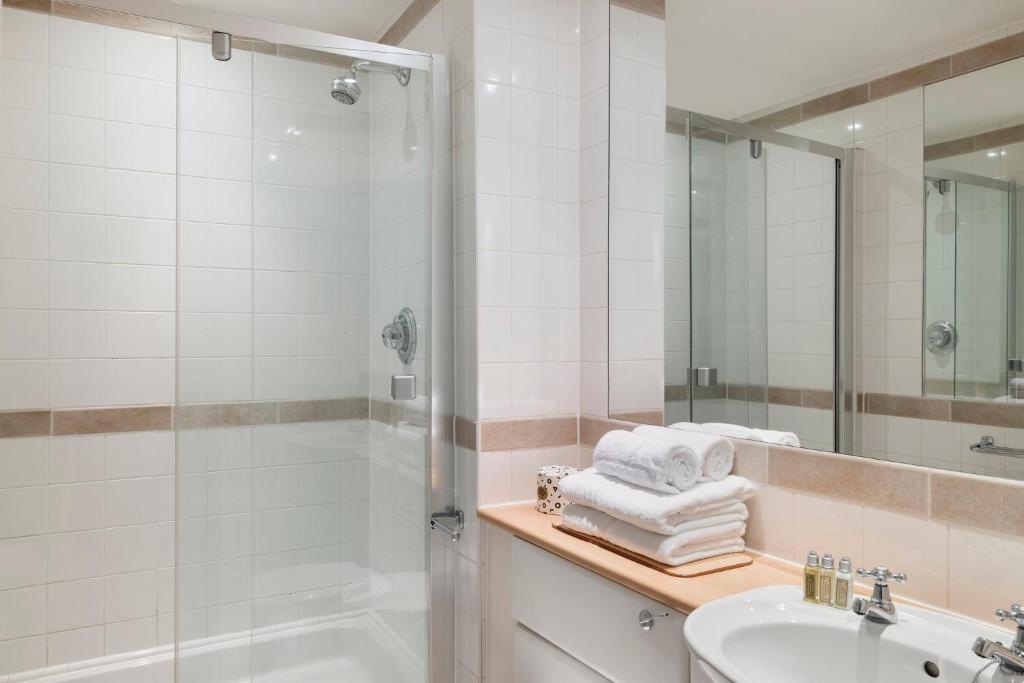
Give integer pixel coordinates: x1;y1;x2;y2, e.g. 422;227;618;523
331;75;361;105
330;60;411;105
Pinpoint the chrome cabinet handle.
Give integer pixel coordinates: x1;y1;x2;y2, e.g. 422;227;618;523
638;609;669;632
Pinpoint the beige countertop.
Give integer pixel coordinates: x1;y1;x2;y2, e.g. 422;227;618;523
478;502;802;614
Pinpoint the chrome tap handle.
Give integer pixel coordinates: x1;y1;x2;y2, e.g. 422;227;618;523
856;566;907;586
996;604;1024;628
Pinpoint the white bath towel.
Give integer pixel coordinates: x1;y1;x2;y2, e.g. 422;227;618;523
592;430;701;493
559;468;757;535
561;504;746;566
634;424;735;481
669;421;801;448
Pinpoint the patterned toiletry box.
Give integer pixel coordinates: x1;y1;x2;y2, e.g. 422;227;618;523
536;465;578;515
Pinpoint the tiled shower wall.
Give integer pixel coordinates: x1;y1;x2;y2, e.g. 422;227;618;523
0;8;177;411
365;66;432;658
0;8;181;672
176;32;382;683
0;5;397;677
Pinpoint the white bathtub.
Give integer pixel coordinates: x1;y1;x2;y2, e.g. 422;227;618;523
7;612;422;683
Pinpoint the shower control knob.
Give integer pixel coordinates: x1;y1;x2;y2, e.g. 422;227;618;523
380;307;417;364
925;321;956;355
381;323;402;349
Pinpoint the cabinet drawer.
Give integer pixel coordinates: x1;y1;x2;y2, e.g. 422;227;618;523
514;624;610;682
511;538;689;682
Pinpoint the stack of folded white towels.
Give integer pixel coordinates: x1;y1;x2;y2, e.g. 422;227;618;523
558;425;757;567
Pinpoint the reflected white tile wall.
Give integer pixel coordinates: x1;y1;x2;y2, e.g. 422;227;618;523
606;4;664;415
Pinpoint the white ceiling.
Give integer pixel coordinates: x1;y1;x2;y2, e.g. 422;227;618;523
167;0;413;41
667;0;1024;120
925;57;1024;141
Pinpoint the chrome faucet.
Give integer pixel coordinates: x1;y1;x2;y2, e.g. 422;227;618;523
972;603;1024;674
851;566;907;625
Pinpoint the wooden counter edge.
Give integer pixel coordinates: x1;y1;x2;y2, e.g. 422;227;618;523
478;502;801;614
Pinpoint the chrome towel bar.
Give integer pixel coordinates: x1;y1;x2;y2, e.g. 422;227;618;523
970;435;1024;458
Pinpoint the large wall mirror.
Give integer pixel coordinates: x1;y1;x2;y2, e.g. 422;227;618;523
607;0;1024;480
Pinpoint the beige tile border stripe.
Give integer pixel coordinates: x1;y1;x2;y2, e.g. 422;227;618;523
608;410;663;425
378;0;667;45
378;0;441;47
662;383;1024;428
54;406;172;435
748;30;1024;129
3;0;359;68
581;414;1024;538
453;416;579;451
478;417;578;452
455;416;477;450
925;123;1024;161
0;398;372;437
611;0;665;20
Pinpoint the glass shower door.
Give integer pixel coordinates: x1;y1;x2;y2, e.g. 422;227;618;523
924;170;1013;399
688;114;768;427
175;34;433;683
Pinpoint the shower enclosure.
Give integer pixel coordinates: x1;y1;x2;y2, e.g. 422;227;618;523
924;167;1016;399
665;110;851;452
0;0;453;680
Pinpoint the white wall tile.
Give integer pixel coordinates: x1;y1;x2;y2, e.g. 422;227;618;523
48;578;104;631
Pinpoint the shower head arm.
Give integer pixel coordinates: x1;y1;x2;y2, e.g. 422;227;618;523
351;60;411;86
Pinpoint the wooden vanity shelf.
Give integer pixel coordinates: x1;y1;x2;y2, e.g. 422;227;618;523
553;520;754;578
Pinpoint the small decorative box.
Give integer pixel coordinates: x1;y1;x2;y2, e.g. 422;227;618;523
536;465;578;515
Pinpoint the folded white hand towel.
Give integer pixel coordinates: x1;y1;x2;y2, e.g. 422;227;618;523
669;421;801;448
561;504;746;566
634;424;735;481
592;430;700;493
559;468;757;535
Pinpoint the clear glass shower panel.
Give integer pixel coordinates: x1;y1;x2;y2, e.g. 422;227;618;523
955;183;1009;398
175;36;432;683
924;172;1012;399
688;115;768;428
664;120;691;425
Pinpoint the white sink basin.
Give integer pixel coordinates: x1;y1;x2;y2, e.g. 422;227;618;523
684;585;1023;683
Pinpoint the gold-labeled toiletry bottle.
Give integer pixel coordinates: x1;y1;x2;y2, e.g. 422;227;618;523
818;553;835;605
833;556;853;610
803;551;820;603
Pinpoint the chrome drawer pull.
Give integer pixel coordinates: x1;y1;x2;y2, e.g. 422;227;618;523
639;609;669;632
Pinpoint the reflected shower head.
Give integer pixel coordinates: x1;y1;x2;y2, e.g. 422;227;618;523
331;76;361;105
330;60;411;105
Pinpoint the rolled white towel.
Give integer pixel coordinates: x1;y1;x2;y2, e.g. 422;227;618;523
559;468;757;535
561;504;746;566
748;427;800;447
634;424;734;481
592;429;700;493
670;421;801;448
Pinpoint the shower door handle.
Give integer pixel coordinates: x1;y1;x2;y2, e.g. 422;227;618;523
391;374;416;401
430;508;464;542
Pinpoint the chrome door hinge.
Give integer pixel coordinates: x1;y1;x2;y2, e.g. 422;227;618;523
430;508;464;542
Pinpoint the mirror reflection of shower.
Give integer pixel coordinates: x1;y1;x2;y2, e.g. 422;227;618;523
923;166;1018;400
330;60;411;105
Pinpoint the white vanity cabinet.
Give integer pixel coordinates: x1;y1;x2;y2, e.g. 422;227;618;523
510;538;690;682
